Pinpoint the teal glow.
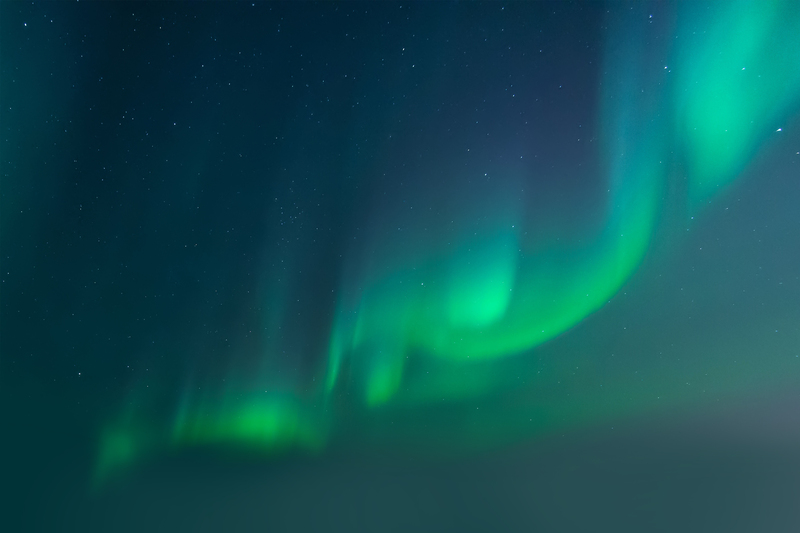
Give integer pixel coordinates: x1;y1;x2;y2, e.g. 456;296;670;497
675;0;800;205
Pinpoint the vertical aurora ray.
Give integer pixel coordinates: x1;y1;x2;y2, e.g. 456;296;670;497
96;2;800;480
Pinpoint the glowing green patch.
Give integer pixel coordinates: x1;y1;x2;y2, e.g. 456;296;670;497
174;397;326;452
446;231;518;328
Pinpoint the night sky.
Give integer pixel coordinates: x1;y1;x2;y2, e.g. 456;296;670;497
3;2;800;531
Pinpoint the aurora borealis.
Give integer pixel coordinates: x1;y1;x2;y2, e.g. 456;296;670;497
3;1;800;531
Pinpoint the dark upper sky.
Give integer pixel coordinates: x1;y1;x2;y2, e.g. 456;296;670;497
2;2;800;531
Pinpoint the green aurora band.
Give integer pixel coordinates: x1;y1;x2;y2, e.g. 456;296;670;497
97;1;800;482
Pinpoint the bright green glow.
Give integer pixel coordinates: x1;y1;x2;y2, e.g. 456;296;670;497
675;0;800;205
446;230;518;328
172;397;325;451
94;393;326;482
98;2;800;479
